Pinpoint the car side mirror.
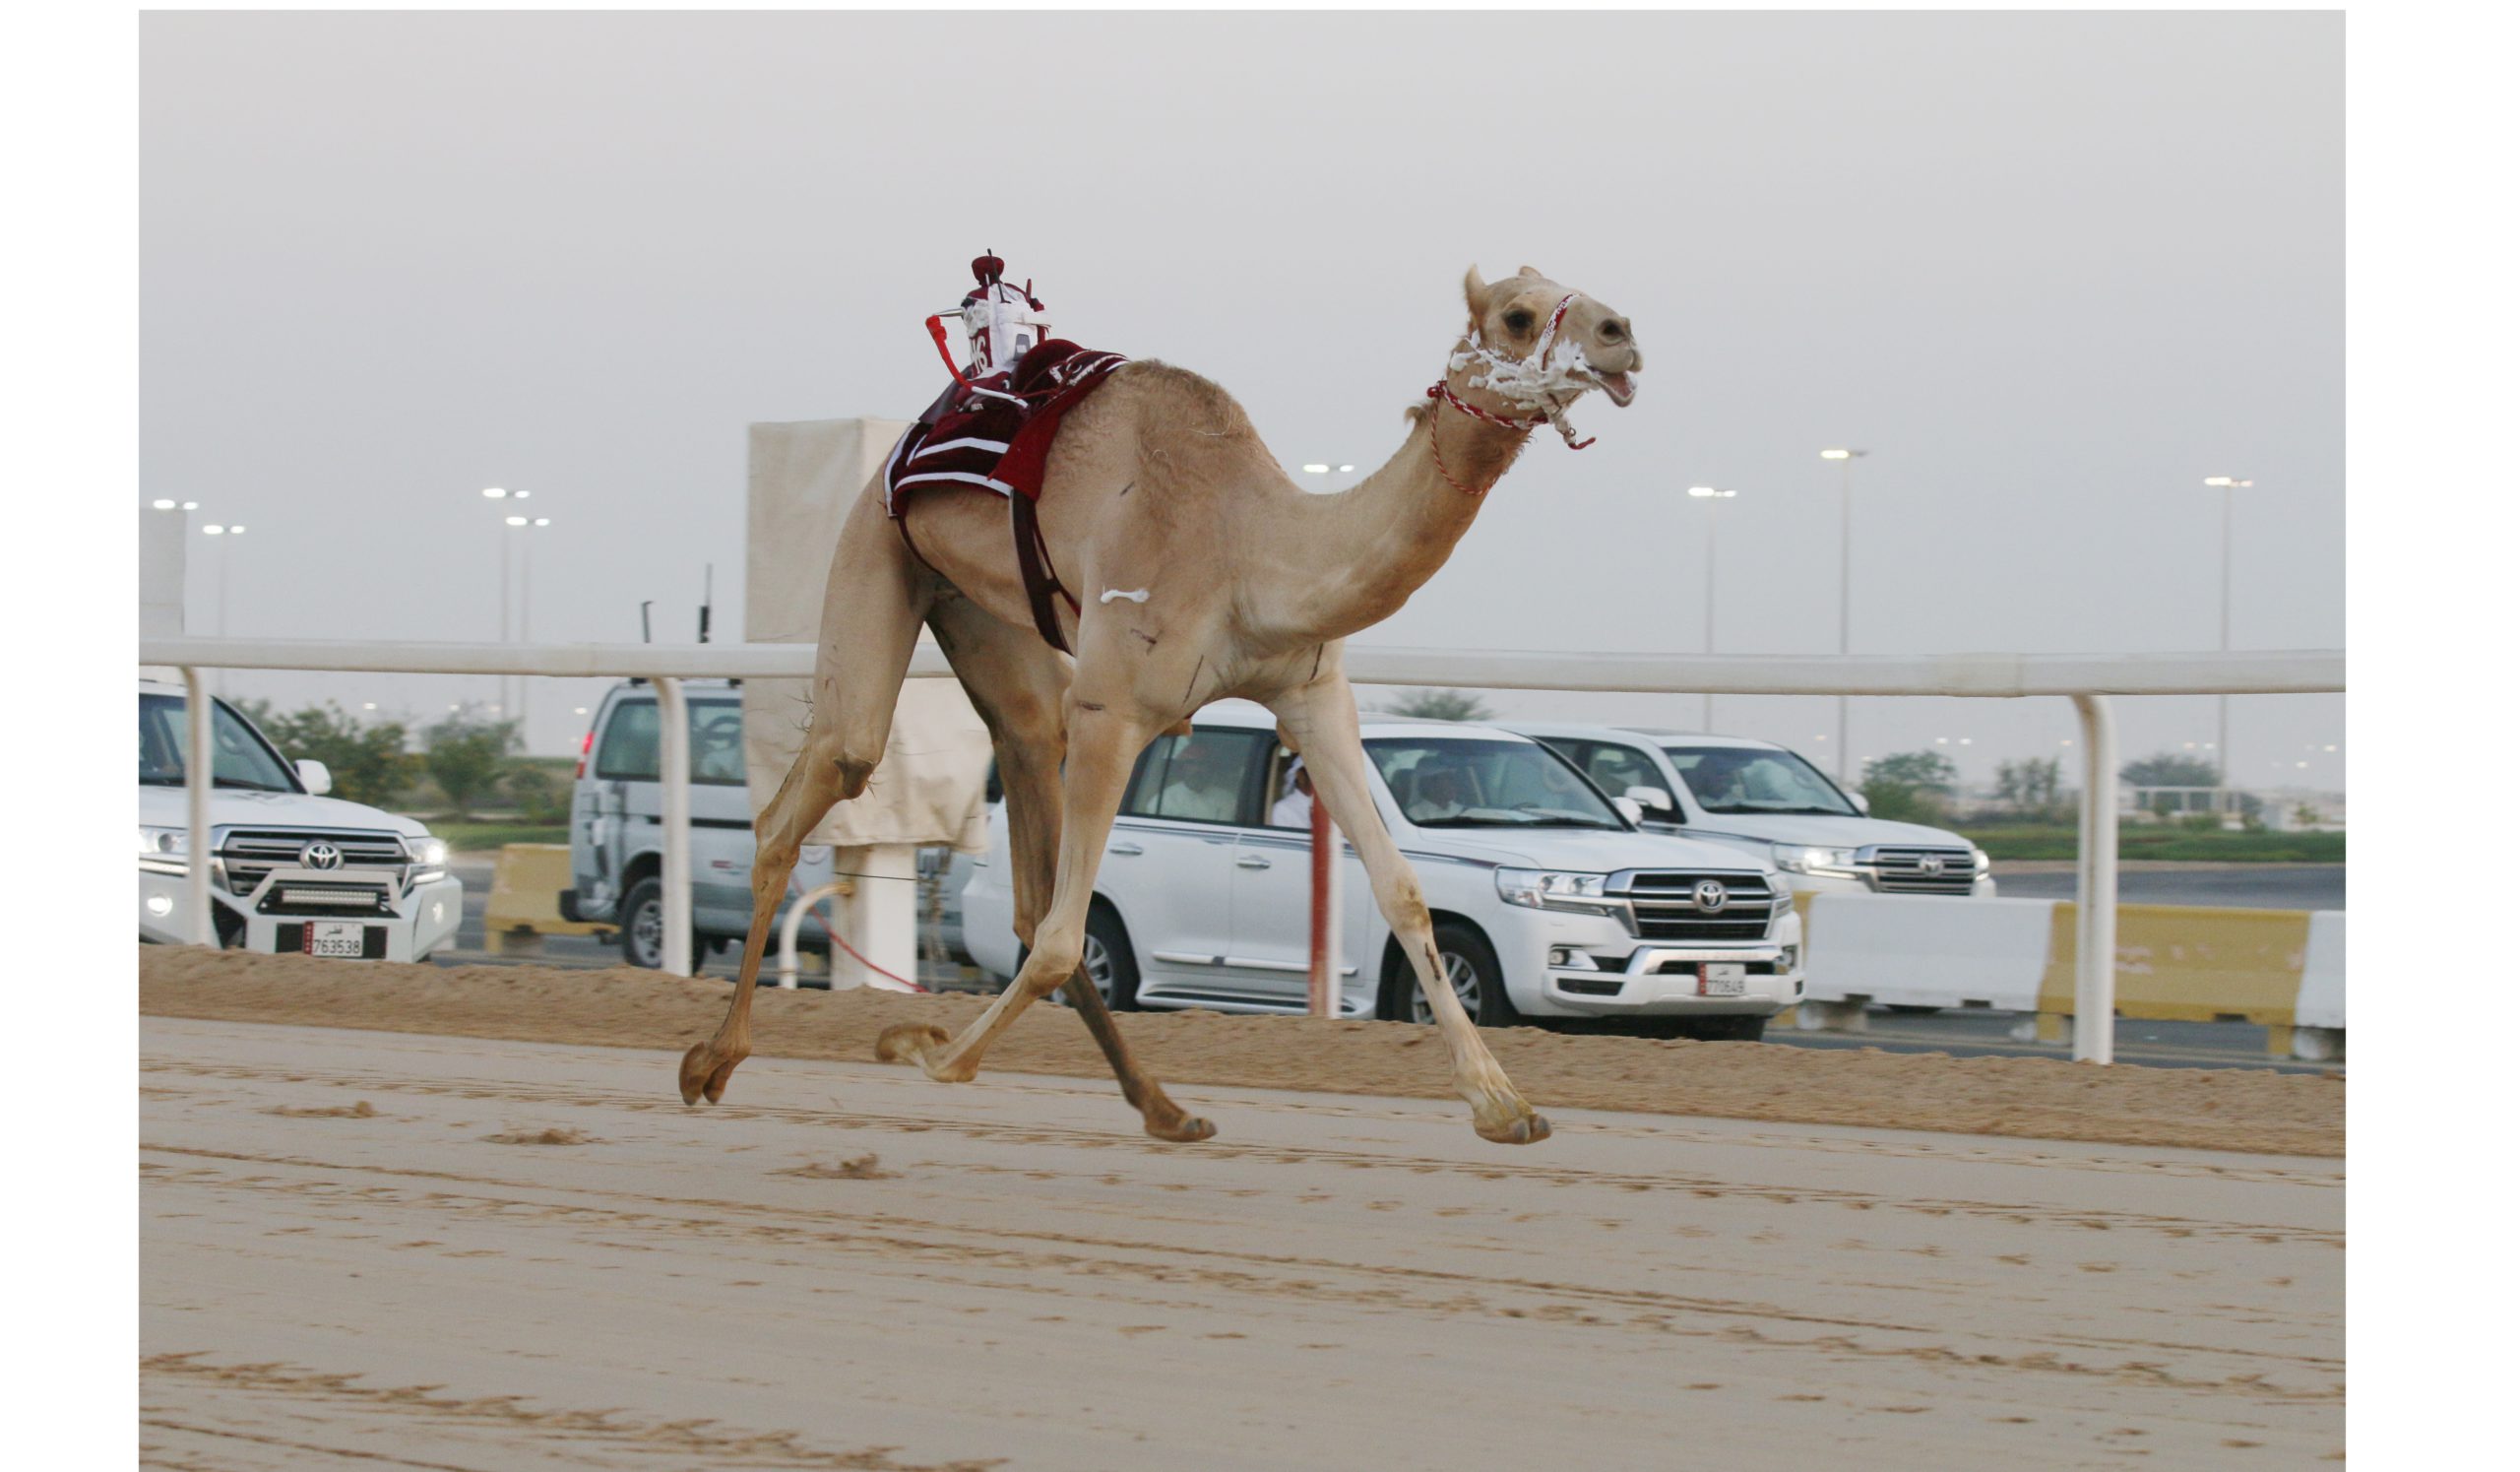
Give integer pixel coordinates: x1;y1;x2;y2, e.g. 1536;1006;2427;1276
295;758;333;796
1625;785;1673;813
1849;791;1870;815
1612;796;1644;824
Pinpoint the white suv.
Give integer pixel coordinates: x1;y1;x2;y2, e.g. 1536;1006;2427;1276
138;678;463;961
961;703;1804;1040
1506;724;1993;898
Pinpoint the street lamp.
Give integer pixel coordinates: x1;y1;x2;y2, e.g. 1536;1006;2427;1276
1686;485;1737;729
2203;477;2255;792
202;523;244;687
1820;449;1868;781
506;514;556;745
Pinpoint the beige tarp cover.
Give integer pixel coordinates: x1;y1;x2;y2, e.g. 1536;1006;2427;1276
743;418;994;852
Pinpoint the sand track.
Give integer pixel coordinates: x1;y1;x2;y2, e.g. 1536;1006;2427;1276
141;949;2341;1157
141;1016;2343;1469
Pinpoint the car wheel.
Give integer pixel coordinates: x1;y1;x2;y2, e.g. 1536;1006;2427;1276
620;877;664;969
1033;906;1141;1010
1403;922;1517;1028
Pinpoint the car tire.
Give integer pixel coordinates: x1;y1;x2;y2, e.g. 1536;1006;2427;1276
1884;1003;1942;1015
620;876;664;969
1029;905;1141;1011
1399;922;1518;1028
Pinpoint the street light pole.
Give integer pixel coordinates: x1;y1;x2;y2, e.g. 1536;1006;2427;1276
518;515;550;749
1687;486;1737;730
2204;477;2253;794
1821;449;1868;781
482;486;533;723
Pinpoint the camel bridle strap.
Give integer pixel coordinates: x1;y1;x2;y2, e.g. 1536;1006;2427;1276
1427;292;1600;457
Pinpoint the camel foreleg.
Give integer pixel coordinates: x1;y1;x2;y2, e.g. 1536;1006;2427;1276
1270;673;1550;1145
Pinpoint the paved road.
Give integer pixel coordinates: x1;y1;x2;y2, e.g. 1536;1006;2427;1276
1992;864;2345;912
140;1017;2343;1470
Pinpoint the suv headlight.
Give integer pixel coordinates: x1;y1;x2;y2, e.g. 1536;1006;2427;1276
1773;843;1861;877
139;826;188;874
405;835;449;880
1496;867;1615;913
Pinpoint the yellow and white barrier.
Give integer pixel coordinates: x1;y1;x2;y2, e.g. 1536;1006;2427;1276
1796;893;2345;1060
481;844;609;955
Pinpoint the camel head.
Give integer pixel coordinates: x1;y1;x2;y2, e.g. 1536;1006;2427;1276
1453;266;1642;419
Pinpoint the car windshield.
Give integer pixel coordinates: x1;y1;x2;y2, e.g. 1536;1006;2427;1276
1364;736;1625;830
1662;745;1858;816
139;692;299;793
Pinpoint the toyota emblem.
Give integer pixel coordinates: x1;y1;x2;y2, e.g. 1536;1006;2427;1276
300;841;344;871
1917;855;1946;876
1692;879;1729;913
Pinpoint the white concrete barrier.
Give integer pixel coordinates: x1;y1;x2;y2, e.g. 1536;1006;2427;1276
1794;894;2347;1061
1801;894;2057;1012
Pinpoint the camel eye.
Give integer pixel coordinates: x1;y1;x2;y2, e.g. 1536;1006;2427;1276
1504;309;1536;334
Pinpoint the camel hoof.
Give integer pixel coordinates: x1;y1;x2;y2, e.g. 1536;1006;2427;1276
1147;1114;1218;1144
1476;1112;1553;1146
703;1056;740;1105
677;1043;716;1106
875;1022;950;1066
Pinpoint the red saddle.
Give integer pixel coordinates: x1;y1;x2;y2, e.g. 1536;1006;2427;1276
883;341;1129;654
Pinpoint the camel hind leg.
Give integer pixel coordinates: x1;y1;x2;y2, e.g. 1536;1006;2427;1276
678;492;931;1105
923;594;1211;1140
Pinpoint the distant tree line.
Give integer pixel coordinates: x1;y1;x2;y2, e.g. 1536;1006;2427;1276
232;699;566;820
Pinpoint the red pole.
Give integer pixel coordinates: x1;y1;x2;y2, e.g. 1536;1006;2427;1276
1308;796;1335;1016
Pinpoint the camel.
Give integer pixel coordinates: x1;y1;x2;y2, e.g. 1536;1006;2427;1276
678;265;1640;1145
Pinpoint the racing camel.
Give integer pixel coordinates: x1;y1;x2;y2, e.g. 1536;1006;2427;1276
678;265;1640;1145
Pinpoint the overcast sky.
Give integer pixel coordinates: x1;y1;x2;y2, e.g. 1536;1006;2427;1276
140;10;2343;792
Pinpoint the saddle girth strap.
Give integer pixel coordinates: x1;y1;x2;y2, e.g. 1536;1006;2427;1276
1009;491;1081;654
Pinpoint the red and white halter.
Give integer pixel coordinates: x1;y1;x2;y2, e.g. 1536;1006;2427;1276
1423;293;1603;494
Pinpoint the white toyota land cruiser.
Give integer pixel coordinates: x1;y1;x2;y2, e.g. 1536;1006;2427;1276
138;678;463;961
1508;724;1994;898
961;703;1804;1040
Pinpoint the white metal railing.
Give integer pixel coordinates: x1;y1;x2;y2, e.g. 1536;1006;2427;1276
139;636;2344;1065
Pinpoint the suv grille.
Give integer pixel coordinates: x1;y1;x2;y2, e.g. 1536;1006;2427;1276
1608;870;1779;941
1863;846;1977;895
219;829;410;894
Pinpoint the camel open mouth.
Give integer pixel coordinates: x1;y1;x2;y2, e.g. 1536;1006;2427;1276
1594;370;1637;408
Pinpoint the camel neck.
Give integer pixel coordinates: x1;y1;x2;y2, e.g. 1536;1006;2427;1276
1267;403;1529;646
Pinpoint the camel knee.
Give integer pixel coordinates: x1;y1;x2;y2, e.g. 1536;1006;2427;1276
832;752;877;801
1019;929;1084;998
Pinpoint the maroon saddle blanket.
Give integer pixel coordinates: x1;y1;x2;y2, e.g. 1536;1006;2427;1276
881;340;1129;514
879;341;1128;654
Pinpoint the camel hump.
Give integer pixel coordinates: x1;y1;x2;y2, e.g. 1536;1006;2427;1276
1114;359;1260;439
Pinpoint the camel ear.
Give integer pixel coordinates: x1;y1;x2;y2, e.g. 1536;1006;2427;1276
1518;264;1543;279
1463;266;1493;318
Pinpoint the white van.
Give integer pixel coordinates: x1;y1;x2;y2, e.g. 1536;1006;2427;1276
564;680;838;968
138;678;463;960
960;703;1804;1040
1505;724;1993;898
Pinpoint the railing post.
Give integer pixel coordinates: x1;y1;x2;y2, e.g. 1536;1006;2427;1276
2071;693;2118;1064
780;880;850;990
181;667;216;948
657;675;694;978
1308;799;1340;1017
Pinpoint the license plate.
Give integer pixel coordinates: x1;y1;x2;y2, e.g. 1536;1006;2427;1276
307;922;368;958
1698;963;1747;997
